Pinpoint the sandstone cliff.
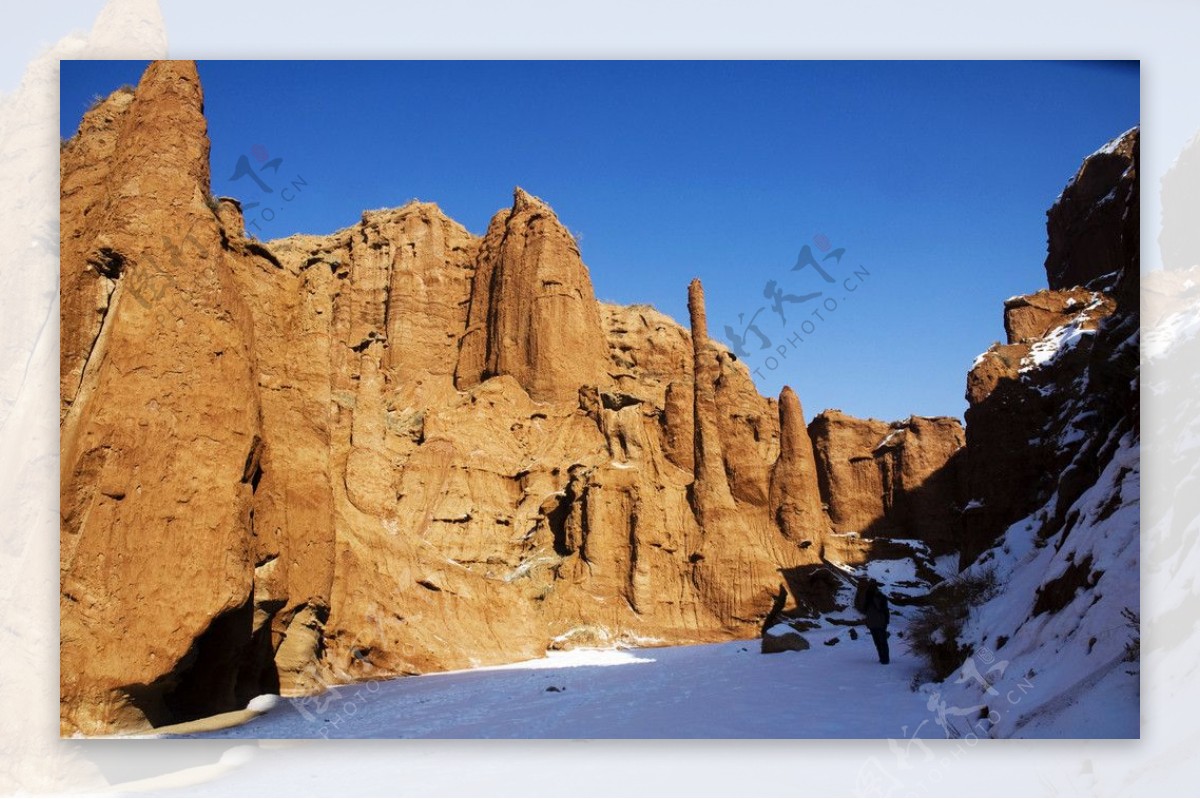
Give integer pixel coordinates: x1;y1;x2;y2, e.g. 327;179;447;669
809;410;965;554
60;61;834;735
60;62;266;732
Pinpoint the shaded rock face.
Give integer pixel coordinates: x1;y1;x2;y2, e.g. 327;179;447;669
961;290;1117;557
60;61;827;735
1044;127;1138;292
808;410;965;554
960;127;1140;566
875;417;967;553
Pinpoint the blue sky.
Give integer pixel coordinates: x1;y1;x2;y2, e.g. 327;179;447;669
60;60;1139;421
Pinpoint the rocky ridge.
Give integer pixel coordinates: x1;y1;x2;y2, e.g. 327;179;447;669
959;127;1139;566
928;128;1141;732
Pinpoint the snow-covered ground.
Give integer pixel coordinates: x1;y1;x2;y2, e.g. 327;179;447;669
168;594;1136;742
162;483;1137;743
168;626;939;739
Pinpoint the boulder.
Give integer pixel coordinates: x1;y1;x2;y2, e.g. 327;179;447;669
761;623;812;654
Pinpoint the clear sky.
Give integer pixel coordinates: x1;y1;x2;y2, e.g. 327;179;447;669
60;60;1139;422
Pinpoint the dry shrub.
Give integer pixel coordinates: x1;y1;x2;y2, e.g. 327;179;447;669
908;566;998;680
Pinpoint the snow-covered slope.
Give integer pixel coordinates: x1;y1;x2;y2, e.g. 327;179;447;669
933;433;1139;737
930;275;1140;736
913;126;1141;738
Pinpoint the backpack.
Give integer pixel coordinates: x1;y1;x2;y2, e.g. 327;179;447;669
854;582;870;613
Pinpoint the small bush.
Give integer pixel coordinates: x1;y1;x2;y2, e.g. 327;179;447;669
85;85;136;115
908;566;999;680
1121;606;1139;664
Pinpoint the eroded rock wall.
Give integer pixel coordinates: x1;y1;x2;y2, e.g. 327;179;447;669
60;62;268;735
60;61;827;735
808;410;965;554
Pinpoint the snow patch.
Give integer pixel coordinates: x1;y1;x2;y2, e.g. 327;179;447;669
874;428;905;451
485;648;657;670
933;553;960;580
1021;322;1094;373
1088;126;1137;159
246;694;280;713
865;558;919;586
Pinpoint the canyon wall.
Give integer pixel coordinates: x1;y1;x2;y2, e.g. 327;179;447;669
59;62;840;735
959;127;1139;565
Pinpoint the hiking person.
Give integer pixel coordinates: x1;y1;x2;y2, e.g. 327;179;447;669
854;578;891;664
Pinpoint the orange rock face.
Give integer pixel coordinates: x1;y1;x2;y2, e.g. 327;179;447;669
1003;288;1111;345
59;61;826;735
809;410;892;535
455;188;609;403
60;62;265;734
808;410;965;553
770;387;830;551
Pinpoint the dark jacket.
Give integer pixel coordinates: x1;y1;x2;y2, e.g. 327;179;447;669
861;584;890;630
